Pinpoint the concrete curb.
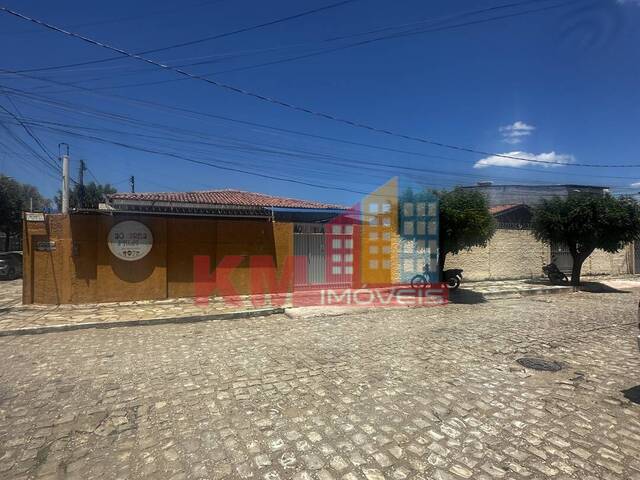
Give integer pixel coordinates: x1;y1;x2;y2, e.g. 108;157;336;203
0;307;285;337
475;286;575;299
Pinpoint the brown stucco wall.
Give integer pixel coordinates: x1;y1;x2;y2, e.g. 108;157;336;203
23;214;293;305
166;218;217;298
23;215;71;304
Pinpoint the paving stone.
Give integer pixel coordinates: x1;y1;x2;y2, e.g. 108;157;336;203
0;289;639;479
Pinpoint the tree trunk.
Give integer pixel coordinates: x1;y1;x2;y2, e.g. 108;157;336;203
570;256;584;286
3;232;9;252
438;250;447;278
569;246;594;286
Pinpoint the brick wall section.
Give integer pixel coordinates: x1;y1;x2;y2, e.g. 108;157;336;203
445;229;549;281
445;229;633;281
393;228;634;282
583;247;632;276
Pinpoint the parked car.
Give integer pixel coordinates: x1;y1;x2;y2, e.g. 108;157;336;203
0;252;23;280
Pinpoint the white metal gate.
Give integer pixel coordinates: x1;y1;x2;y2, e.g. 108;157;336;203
293;223;354;289
551;242;573;274
294;224;326;287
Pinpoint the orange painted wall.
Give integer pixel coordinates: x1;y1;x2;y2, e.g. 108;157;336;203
23;214;293;305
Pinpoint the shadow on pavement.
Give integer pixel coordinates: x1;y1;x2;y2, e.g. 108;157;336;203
622;385;640;405
448;289;487;305
524;278;553;285
524;279;630;294
577;282;630;294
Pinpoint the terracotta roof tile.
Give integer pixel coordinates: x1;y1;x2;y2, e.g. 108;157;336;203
108;189;346;210
489;204;526;215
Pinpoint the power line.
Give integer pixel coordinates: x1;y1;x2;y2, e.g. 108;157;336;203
2;4;634;169
3;107;635;194
15;0;559;87
0;103;59;172
0;134;59;180
0;122;60;177
1;81;635;185
174;0;583;84
16;0;580;95
0;0;226;36
0;91;623;191
12;0;361;74
2;110;624;189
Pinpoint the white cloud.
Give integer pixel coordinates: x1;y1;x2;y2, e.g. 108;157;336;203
631;182;640;188
474;151;574;169
618;0;640;5
499;121;535;145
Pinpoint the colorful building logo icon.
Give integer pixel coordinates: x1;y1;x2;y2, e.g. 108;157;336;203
195;177;443;307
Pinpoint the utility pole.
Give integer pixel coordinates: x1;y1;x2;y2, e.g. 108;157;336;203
78;159;86;186
78;159;87;208
130;175;135;193
60;143;70;214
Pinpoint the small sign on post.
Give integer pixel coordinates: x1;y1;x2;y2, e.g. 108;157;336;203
25;212;45;222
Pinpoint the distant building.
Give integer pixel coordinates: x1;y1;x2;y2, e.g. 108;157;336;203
462;182;609;207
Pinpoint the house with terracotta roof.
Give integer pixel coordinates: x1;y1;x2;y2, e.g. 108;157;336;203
21;184;635;304
22;189;353;305
104;189;347;222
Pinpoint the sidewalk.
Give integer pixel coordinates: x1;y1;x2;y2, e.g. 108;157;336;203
2;276;638;335
0;280;283;336
460;277;572;298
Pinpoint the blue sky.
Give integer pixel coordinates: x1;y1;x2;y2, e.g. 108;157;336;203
0;0;639;206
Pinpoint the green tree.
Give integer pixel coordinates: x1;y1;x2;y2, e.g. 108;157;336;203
400;187;496;273
437;187;496;272
55;181;117;210
0;175;49;251
531;193;640;285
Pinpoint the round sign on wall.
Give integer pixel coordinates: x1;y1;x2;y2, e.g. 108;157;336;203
108;220;153;261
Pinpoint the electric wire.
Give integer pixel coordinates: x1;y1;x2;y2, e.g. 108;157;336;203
2;3;631;169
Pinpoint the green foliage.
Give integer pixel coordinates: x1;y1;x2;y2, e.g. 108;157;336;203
54;182;117;210
399;186;496;271
437;187;497;258
0;175;49;248
532;193;640;284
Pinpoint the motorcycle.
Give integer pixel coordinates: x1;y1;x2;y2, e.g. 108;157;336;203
410;267;463;290
443;268;463;290
542;262;569;284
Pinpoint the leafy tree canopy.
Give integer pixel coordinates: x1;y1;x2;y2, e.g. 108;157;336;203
532;193;640;285
400;186;496;271
0;175;50;249
54;182;117;211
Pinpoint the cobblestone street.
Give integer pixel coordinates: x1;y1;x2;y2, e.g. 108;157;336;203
1;290;639;480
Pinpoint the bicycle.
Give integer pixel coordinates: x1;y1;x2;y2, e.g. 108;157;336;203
410;265;432;289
